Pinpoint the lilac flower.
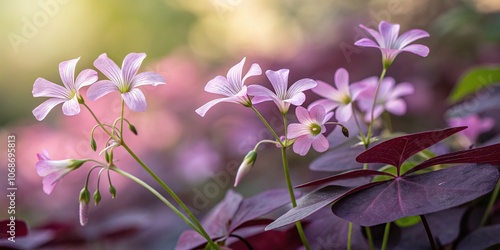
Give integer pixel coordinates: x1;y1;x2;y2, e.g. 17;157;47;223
247;69;317;114
309;68;365;122
36;150;87;195
448;114;494;147
87;53;166;112
234;150;257;187
357;77;414;122
355;21;429;67
287;106;333;156
195;57;262;117
32;58;98;121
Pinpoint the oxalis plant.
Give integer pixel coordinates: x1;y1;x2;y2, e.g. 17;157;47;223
32;21;500;250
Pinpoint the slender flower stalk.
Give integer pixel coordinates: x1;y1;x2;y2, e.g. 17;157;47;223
365;68;387;147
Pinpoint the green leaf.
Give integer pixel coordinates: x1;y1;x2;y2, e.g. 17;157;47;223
395;215;421;228
448;66;500;103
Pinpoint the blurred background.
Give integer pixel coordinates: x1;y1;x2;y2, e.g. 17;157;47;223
0;0;499;249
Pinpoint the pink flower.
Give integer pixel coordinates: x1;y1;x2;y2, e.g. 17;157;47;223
87;53;166;112
355;21;429;66
247;69;316;113
287;106;333;156
32;58;98;121
448;114;494;147
196;57;262;117
36;150;87;195
309;68;365;122
357;77;414;122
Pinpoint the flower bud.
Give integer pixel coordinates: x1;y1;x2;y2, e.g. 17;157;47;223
234;150;257;187
79;187;90;204
79;201;89;226
109;184;117;199
93;190;101;206
90;137;97;151
341;125;349;138
129;124;138;135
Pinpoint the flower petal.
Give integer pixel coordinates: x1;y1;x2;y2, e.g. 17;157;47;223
336;103;353;122
379;21;400;48
266;69;290;98
309;105;326;123
390;82;414;99
311;135;329;153
75;69;98;90
293;136;314;156
385;99;407;115
59;58;79;90
33;78;70;99
32;98;65;121
359;24;384;45
334;68;350;94
62;96;81;116
242;63;262;84
226;57;246;92
295;106;312;124
284;92;306;106
195;96;242;117
42;170;70;194
402;44;429;57
311;80;337;99
247;85;276;104
288;78;317;99
87;80;119;101
354;38;380;48
308;99;339;113
122;88;147;112
396;29;429;48
205;75;234;96
94;53;123;86
131;71;166;88
122;53;146;84
287;123;310;138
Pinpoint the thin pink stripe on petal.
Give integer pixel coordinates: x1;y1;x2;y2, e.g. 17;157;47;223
311;135;329;153
62;97;81;116
75;69;98;90
59;58;79;90
33;78;70;99
32;98;65;121
293;136;314;156
122;53;146;84
94;53;123;86
122;88;147;112
227;57;246;92
266;69;290;98
87;80;119;101
132;71;166;88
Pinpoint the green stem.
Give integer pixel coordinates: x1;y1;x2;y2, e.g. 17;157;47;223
381;222;391;250
109;166;201;234
351;106;367;144
121;142;219;250
119;100;125;141
82;103;118;141
366;68;387;148
250;106;283;146
347;222;353;250
281;147;311;249
364;227;375;250
481;178;500;226
420;215;437;250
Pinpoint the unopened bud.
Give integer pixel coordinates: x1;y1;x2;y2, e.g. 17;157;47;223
341;125;349;138
93;190;101;206
79;187;90;204
234;150;257;187
109;185;117;199
90;137;97;151
129;124;138;135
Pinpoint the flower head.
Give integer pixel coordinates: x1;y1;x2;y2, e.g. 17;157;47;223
448;114;494;147
36;150;86;194
247;69;316;114
234;150;257;187
309;68;365;122
32;58;98;121
357;77;414;122
196;57;262;117
287;105;333;156
87;53;166;112
79;187;90;226
355;21;429;67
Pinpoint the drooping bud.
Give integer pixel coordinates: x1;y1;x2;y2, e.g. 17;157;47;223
234;150;258;187
129;124;138;135
79;187;90;226
109;184;117;199
90;137;97;151
79;187;90;204
93;190;101;206
341;125;349;138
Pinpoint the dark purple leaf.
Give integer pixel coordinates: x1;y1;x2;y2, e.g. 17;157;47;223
266;183;382;230
332;164;499;226
175;230;216;250
228;226;302;250
356;127;466;175
201;190;243;238
457;224;500;250
304;208;368;250
296;169;394;188
230;189;298;232
310;147;367;172
405;143;500;175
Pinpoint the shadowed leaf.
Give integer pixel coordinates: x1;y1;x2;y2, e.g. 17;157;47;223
457;224;500;250
296;169;394;188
